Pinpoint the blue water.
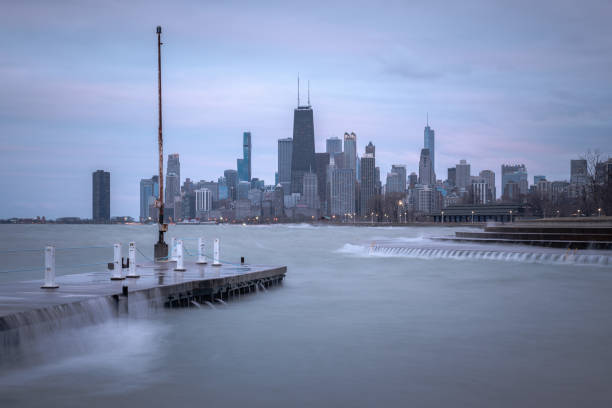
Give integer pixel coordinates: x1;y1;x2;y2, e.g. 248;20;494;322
1;224;611;407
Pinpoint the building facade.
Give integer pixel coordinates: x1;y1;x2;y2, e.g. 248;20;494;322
278;138;293;195
92;170;110;223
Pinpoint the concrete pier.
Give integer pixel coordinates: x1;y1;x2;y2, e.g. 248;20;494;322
0;261;286;333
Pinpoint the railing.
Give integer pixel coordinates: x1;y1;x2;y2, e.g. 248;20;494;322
0;237;243;289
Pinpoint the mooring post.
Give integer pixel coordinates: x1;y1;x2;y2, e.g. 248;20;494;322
126;242;140;278
41;245;59;289
174;239;186;271
111;243;125;280
197;237;207;264
170;237;177;261
213;238;221;266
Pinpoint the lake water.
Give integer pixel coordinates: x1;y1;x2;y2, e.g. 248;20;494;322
1;224;612;407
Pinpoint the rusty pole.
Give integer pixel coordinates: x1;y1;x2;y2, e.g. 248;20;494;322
154;26;168;260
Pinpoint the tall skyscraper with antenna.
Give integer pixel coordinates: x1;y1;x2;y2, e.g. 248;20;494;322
424;114;435;179
290;76;315;194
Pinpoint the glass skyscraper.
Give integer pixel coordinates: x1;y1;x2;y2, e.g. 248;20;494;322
278;137;293;195
291;105;315;194
237;132;252;182
424;121;435;176
92;170;110;223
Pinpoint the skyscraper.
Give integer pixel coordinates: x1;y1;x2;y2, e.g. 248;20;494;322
302;171;319;210
570;159;587;185
278;138;293;195
360;153;376;216
456;159;471;189
501;164;528;198
419;149;434;186
424;119;435;176
92;170;110;223
329;167;355;216
391;165;407;193
326;137;342;155
224;169;238;201
343;132;357;176
447;168;456;187
237;131;252;182
365;141;375;157
291;99;315;194
479;170;496;200
386;172;402;194
167;153;180;186
139;176;158;222
315;152;330;214
408;172;418;188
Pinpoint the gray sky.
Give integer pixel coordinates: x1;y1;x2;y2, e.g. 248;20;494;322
1;0;611;218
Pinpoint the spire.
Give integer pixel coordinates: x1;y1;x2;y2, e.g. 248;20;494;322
427;112;429;127
308;80;310;106
297;74;300;107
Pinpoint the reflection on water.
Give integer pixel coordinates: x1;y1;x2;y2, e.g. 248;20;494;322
1;224;612;407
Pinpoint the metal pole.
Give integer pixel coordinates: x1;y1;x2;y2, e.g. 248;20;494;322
41;245;59;289
174;240;186;271
154;25;168;260
111;243;124;280
126;242;139;278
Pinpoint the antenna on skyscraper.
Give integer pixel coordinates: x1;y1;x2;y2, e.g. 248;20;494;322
307;80;310;106
427;112;429;126
297;74;300;107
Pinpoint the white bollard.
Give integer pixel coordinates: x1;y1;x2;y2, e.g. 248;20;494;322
41;245;59;289
170;237;177;261
126;241;140;278
213;238;221;266
174;239;186;271
111;243;124;280
196;237;207;264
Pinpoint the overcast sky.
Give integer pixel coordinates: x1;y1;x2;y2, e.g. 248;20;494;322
1;0;611;218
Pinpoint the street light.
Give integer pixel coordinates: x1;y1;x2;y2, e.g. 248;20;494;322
471;210;475;224
441;211;444;224
398;200;403;224
509;210;513;223
598;208;602;217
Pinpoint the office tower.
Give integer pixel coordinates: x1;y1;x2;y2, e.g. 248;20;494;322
278;138;293;195
447;168;456;187
375;167;382;194
501;164;528;199
302;171;319;209
534;175;546;184
326;137;343;155
360;153;375;216
165;171;180;207
472;181;489;204
479;170;496;200
391;165;407;193
224;169;238;201
198;181;220;205
275;172;279;185
237;181;251;200
237;132;252;182
419;149;434;186
167;153;180;186
343;132;357;175
92;170;110;223
195;188;212;217
570;159;587;185
386;172;402;194
291;91;315;194
416;186;433;214
315;152;330;214
424;119;435;175
408;172;418;189
139;176;158;222
329;167;355;216
365;141;375;157
455;159;471;189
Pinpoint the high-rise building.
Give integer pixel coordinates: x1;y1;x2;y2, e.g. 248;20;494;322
278;138;293;195
329;167;355;216
408;172;418;188
195;188;212;218
326;137;342;155
92;170;110;223
343;132;357;176
501;164;528;199
365;141;375;157
471;181;489;204
360;153;376;216
237;131;252;182
456;159;471;190
237;181;251;201
315;153;330;214
386;172;402;194
291;101;315;194
424;120;435;175
447;168;456;187
479;170;496;200
570;159;587;185
167;153;180;186
165;171;180;208
302;171;319;210
139;176;158;222
419;149;434;186
391;165;407;193
534;175;546;185
224;169;238;201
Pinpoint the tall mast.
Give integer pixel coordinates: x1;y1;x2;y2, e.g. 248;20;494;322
154;25;168;260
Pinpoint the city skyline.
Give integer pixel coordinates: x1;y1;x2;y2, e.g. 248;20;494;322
2;1;612;218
